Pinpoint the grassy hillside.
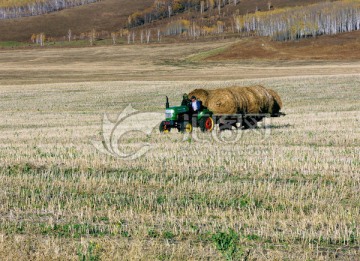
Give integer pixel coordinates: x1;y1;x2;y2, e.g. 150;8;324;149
0;0;40;7
0;0;153;41
0;0;333;42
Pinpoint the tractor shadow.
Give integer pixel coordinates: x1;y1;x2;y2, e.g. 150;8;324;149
263;123;292;129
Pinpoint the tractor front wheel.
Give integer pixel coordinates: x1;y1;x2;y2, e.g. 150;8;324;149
179;122;192;133
159;121;170;133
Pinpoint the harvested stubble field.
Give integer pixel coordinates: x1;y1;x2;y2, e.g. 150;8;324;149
0;42;359;260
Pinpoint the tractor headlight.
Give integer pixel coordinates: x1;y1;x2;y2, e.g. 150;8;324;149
165;109;174;119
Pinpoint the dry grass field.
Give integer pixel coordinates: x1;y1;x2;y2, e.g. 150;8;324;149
0;41;359;260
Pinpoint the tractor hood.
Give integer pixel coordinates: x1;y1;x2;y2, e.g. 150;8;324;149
165;105;189;120
167;105;189;114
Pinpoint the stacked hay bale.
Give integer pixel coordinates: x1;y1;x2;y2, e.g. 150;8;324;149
204;88;237;114
188;85;282;115
188;89;209;107
267;89;282;114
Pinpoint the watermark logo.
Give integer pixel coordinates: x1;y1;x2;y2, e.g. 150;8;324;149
92;104;163;160
93;105;274;160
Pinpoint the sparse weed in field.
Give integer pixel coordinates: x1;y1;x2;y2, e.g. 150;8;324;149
77;241;101;261
163;231;175;240
212;229;248;261
148;229;159;238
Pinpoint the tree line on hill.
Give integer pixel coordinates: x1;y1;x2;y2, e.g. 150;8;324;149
28;0;360;46
160;1;360;40
127;0;239;28
234;1;360;40
0;0;98;19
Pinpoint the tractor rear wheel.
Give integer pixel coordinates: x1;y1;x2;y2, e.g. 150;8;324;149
199;117;214;132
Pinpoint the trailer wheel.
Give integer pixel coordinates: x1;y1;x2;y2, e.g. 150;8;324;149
219;123;231;131
199;117;214;132
218;116;238;131
242;117;258;129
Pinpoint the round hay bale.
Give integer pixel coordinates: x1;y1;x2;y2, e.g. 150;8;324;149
226;87;251;113
188;89;209;106
267;89;282;114
206;88;238;114
242;87;262;113
202;85;280;115
244;85;272;113
226;86;263;113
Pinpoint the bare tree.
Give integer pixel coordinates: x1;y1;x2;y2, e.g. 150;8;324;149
237;1;360;41
67;29;72;42
233;15;242;33
209;0;215;10
132;31;136;43
30;34;36;43
36;34;40;45
217;21;224;34
111;32;117;45
168;5;172;18
0;0;98;20
157;28;161;42
146;30;151;44
39;33;45;46
89;29;96;46
200;1;205;14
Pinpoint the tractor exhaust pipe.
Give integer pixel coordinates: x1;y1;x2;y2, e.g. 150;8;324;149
166;96;169;109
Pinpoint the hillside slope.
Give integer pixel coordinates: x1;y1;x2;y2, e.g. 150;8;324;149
0;0;334;42
0;0;153;41
203;31;360;61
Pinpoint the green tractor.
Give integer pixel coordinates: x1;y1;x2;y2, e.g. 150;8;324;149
159;96;214;133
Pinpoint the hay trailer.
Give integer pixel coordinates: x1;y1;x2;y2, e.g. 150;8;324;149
210;112;285;131
159;96;285;133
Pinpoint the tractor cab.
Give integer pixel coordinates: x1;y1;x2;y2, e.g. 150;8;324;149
159;96;214;133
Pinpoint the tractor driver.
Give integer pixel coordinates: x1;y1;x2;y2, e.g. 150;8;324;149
190;96;202;125
191;96;201;112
